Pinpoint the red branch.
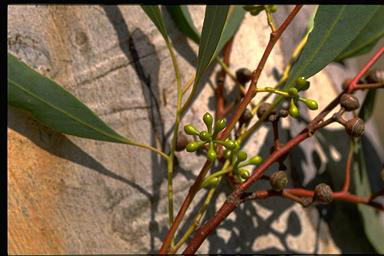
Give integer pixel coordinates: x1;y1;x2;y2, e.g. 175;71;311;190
342;146;353;192
216;37;234;120
183;47;384;254
218;5;303;140
244;188;384;211
348;47;384;92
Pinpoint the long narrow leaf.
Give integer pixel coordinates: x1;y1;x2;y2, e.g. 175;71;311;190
8;52;135;144
166;5;200;44
335;6;384;61
213;5;245;61
167;5;245;62
195;5;229;84
351;92;384;253
353;142;384;253
284;5;379;90
141;5;169;43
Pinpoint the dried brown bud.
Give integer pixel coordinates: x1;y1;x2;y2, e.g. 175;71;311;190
270;171;288;192
257;102;275;120
345;117;365;137
313;183;333;204
236;68;252;85
279;109;289;118
239;108;254;125
340;93;359;111
175;131;190;151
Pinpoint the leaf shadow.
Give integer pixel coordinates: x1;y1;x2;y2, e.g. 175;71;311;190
160;5;198;68
8;107;152;199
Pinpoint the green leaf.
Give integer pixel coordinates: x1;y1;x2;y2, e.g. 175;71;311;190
195;5;230;86
141;5;169;43
213;6;246;61
284;5;380;90
166;5;200;44
167;5;245;63
352;140;384;253
8;52;135;144
335;6;384;61
358;90;377;122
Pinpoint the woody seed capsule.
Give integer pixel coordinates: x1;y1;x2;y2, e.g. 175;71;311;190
240;108;254;124
313;183;333;204
345;117;365;137
236;68;252;84
270;171;288;191
257;102;275;120
340;93;359;111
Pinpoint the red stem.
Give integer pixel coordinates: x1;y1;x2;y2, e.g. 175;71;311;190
247;189;384;211
159;160;212;253
216;37;234;120
272;120;281;150
218;5;303;140
342;146;353;193
348;47;384;93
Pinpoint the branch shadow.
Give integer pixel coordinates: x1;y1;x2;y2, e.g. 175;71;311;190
288;126;381;253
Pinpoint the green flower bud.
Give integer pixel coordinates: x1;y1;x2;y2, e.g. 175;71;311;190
302;99;318;110
214;119;226;135
239;169;250;179
288;87;298;97
207;148;217;162
243;5;264;16
296;76;309;91
268;5;277;12
184;124;200;136
202;177;219;189
224;149;233;159
248;155;263;165
186;141;205;152
203;112;213;133
224;139;236;150
237;151;248;162
289;98;300;118
199;131;211;141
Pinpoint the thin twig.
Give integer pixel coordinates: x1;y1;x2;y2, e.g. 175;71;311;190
348;47;384;92
354;82;384;90
342;143;353;193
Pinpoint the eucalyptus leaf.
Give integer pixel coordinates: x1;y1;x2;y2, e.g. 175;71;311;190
284;5;380;90
195;5;229;86
8;52;135;145
141;5;169;43
335;6;384;61
167;5;245;63
352;141;384;253
213;5;246;61
166;5;200;44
